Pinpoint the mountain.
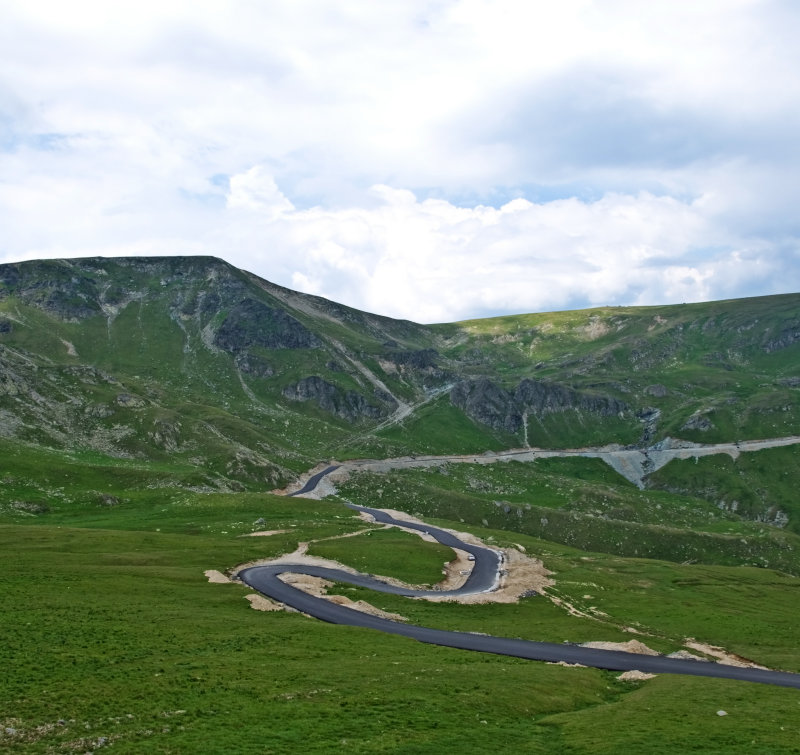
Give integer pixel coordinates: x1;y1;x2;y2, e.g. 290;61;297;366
1;254;799;541
3;255;800;752
1;256;798;482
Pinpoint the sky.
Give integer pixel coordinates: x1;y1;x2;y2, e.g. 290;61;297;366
2;0;799;323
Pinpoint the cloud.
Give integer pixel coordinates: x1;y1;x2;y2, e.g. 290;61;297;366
0;1;798;320
226;167;294;218
206;171;795;322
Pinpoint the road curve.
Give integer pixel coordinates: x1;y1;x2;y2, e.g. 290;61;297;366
241;472;800;689
289;465;342;497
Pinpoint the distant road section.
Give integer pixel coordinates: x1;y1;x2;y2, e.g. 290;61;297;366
287;435;800;492
242;478;800;690
288;465;342;497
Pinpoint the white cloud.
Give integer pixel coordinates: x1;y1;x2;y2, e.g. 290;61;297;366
210;173;790;322
226;167;294;217
0;0;798;320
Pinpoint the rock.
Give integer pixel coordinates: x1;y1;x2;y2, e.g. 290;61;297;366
12;500;49;514
764;322;800;353
84;404;115;418
681;412;714;432
450;377;628;433
214;297;319;352
515;378;627;417
0;319;11;333
390;349;439;369
254;517;266;525
99;494;121;507
450;378;516;431
0;260;103;320
282;376;393;423
716;710;728;716
645;384;668;397
116;393;146;408
148;420;181;451
234;352;274;378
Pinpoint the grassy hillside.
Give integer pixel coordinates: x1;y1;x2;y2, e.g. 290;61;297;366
337;457;800;575
2;486;800;753
647;445;800;533
2;257;799;751
2;258;799;476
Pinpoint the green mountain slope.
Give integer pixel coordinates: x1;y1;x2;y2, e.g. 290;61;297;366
0;256;449;487
1;256;798;521
2;256;798;469
2;255;800;753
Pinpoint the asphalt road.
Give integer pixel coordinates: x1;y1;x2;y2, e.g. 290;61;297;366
288;465;342;497
241;470;800;689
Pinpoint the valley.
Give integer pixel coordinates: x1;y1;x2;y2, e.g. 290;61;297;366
1;255;799;752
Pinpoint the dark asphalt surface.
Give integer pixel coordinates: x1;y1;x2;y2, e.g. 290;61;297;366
289;465;342;496
241;468;800;689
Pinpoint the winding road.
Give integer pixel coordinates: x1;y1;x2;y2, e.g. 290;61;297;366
239;466;800;689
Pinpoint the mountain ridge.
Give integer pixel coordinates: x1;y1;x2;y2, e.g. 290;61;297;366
1;255;798;490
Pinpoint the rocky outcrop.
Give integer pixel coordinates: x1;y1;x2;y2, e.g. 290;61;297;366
214;298;319;352
148;419;182;451
390;349;439;369
514;378;626;416
451;377;628;433
282;376;394;423
381;347;450;387
450;378;516;431
681;412;715;432
0;261;103;321
234;352;274;378
764;322;800;353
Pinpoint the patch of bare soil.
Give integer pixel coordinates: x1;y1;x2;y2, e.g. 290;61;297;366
546;588;623;624
313;525;387;543
245;594;283;612
424;546;555;605
204;570;230;584
683;638;767;669
234;543;358;575
580;640;659;655
668;649;708;662
618;670;656;682
280;573;408;621
361;508;554;603
242;529;290;537
437;548;473;591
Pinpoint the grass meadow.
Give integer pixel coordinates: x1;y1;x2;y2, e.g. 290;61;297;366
2;474;800;752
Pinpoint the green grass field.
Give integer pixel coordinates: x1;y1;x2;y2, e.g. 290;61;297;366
3;472;800;753
337;456;800;575
3;261;800;751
